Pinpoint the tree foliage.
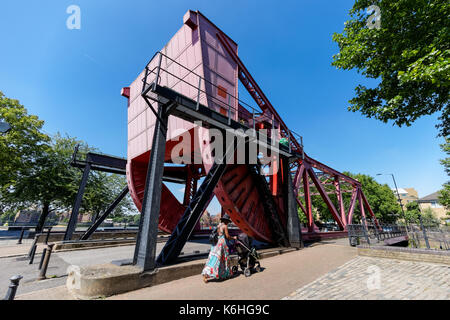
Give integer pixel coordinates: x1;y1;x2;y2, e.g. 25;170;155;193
438;138;450;218
349;172;402;223
0;92;136;229
420;207;441;226
439;137;450;175
0;91;50;211
405;201;421;222
332;0;449;136
405;201;440;225
7;133;83;231
438;183;450;212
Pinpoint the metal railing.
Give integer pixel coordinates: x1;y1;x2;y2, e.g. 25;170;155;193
348;221;450;250
348;223;408;246
407;224;449;250
140;51;303;155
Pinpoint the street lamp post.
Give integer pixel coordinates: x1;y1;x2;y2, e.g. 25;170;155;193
0;121;11;134
376;173;407;222
377;173;412;243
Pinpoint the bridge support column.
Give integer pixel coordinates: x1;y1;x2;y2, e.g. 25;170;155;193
64;162;91;240
283;158;303;248
133;102;169;272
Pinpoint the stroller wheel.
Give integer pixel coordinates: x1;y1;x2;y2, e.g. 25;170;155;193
244;268;251;277
232;265;238;274
255;264;261;273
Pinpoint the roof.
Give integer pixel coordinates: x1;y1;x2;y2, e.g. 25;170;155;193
419;192;441;202
391;188;408;195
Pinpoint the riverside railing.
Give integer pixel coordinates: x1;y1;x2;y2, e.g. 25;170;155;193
348;221;449;250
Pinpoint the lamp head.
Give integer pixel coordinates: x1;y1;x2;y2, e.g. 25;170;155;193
0;121;11;134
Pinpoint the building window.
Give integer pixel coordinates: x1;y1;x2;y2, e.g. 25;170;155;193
430;201;442;208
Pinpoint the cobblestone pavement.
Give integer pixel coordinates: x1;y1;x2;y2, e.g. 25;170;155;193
283;256;450;300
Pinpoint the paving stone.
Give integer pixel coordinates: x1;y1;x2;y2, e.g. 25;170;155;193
284;256;450;300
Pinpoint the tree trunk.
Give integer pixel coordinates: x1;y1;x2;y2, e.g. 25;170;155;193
36;202;50;233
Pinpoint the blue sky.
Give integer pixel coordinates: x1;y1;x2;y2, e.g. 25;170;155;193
0;0;446;215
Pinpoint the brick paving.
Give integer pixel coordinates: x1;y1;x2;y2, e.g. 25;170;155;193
283;256;450;300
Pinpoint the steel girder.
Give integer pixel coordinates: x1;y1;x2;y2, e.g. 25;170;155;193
156;140;238;266
216;33;379;232
293;159;380;230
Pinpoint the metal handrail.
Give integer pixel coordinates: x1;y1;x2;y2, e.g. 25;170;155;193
141;51;304;148
143;64;274;130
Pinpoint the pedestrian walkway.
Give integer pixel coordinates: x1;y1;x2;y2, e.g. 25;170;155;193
106;239;356;300
0;244;42;258
4;240;212;298
0;229;34;249
283;256;450;300
11;237;450;300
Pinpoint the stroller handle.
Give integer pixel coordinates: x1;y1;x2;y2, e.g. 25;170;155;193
234;239;255;255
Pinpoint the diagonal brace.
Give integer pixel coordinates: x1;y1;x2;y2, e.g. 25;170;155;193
156;141;237;266
79;186;129;240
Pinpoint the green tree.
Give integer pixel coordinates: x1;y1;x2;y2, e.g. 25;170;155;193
6;133;90;231
0;92;136;230
297;204;318;225
83;172;135;222
420;207;441;226
439;183;450;210
406;201;441;226
297;206;308;224
438;138;450;221
405;201;421;223
0;91;50;220
439;138;450;175
133;214;141;225
332;0;449;136
12;134;136;231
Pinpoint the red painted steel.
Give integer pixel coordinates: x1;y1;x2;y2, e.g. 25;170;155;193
334;177;347;227
124;10;380;244
216;28;380;230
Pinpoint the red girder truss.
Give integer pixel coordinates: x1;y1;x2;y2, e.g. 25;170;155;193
217;32;380;232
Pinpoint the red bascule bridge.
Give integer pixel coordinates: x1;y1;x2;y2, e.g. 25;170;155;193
65;10;381;272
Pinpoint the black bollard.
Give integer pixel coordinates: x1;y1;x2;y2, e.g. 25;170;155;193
37;244;55;280
17;227;25;244
27;237;38;258
17;228;25;245
38;248;47;270
3;275;23;300
28;245;37;264
44;227;52;245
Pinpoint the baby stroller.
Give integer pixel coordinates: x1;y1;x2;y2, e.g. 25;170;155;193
232;233;261;277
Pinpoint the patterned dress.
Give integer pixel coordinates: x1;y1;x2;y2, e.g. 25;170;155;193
202;234;232;280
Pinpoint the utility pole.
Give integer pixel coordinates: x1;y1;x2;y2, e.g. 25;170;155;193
377;173;406;221
377;173;410;240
